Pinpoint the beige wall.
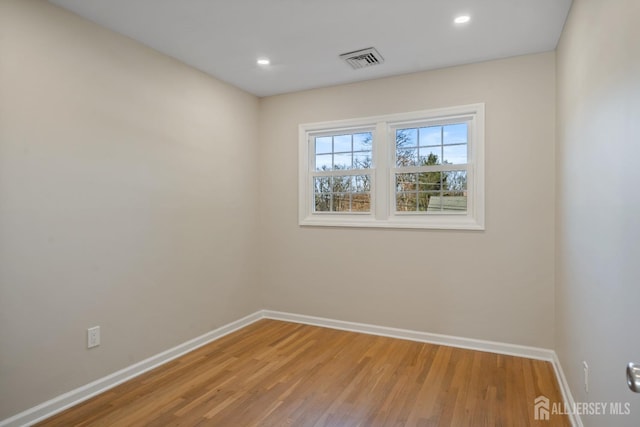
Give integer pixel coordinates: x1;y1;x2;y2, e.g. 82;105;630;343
258;53;556;349
556;0;640;425
0;0;260;418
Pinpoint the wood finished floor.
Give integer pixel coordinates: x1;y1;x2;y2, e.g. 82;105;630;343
37;319;570;426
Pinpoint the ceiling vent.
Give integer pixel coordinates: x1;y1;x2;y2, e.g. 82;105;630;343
340;47;384;70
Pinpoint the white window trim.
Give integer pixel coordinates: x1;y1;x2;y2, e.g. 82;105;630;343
299;103;485;230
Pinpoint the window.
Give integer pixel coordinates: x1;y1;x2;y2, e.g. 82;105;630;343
312;131;373;213
299;104;484;229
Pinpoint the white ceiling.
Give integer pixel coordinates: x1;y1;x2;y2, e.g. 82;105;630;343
49;0;572;97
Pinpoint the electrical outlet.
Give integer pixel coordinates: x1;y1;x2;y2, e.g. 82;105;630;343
583;361;589;393
88;326;100;348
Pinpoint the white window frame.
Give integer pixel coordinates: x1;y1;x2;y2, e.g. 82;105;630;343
299;103;485;230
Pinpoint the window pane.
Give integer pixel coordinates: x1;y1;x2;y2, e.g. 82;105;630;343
332;194;350;212
443;123;467;145
394;171;467;214
418;192;440;211
314;176;331;194
352;193;371;212
315;136;332;154
315;154;332;171
334;134;352;153
419;126;442;146
443;170;467;192
353;133;372;151
354;175;371;192
441;191;467;212
417;172;442;191
353;152;372;169
313;131;373;173
396;148;418;166
314;194;331;212
396;128;418;148
418;147;441;166
443;144;467;164
425;193;467;212
312;175;371;213
332;175;352;192
396;173;417;191
333;153;352;170
396;192;417;211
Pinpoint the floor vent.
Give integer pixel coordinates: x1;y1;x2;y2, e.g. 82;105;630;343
340;47;384;70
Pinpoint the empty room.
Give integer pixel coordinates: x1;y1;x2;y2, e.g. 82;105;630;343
1;0;639;426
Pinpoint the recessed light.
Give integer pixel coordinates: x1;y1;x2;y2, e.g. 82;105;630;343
454;15;471;24
257;58;270;66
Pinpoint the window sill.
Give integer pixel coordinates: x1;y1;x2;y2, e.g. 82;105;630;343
299;214;485;230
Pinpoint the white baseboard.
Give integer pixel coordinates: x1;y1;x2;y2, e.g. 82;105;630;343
2;309;580;427
263;310;556;361
552;352;584;427
0;311;263;427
